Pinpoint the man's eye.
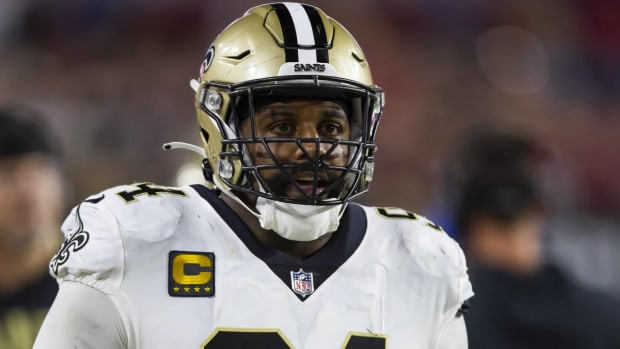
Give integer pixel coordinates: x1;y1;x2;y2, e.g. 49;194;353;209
271;122;293;134
321;123;342;136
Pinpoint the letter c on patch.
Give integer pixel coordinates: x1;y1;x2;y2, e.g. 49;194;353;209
172;253;213;285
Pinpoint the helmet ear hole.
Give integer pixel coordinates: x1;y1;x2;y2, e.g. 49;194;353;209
200;128;210;142
202;158;214;182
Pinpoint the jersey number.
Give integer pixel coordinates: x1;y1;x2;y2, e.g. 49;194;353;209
116;183;187;203
202;329;386;348
376;207;443;232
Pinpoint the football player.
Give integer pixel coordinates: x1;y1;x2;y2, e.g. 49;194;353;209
34;3;473;348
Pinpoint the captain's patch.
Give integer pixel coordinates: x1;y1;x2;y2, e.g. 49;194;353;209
168;251;215;297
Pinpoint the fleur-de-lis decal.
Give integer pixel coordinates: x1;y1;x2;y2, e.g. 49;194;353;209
50;204;90;275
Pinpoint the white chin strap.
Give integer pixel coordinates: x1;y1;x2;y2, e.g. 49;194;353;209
255;197;346;241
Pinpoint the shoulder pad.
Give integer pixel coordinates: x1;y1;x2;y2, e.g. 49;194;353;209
358;206;474;304
370;206;467;277
403;220;466;278
49;182;191;292
100;182;189;240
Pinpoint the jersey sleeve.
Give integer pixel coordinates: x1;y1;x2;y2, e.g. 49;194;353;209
50;190;125;293
33;281;128;349
435;315;468;349
398;214;474;349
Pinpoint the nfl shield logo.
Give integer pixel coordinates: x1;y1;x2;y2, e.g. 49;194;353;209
290;268;314;297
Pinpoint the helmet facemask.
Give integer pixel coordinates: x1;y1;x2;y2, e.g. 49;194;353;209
198;75;383;207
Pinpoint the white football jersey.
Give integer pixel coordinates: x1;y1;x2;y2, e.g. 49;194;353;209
49;183;473;349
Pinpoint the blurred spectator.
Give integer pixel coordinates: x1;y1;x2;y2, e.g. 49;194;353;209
0;106;65;349
447;129;620;349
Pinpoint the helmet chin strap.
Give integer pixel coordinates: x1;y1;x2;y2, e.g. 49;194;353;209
255;197;346;241
217;175;346;242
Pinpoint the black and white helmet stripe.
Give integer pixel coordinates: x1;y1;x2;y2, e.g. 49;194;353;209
272;2;329;63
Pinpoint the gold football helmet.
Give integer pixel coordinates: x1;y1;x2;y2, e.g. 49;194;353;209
191;2;384;205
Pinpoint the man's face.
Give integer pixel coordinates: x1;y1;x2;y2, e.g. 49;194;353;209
0;154;64;251
240;99;352;201
467;209;545;275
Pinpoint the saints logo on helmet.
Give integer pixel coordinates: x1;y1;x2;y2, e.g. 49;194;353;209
191;2;384;206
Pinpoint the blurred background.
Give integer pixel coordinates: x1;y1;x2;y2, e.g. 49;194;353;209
1;0;618;297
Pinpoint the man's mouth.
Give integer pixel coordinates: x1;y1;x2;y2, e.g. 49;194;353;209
262;170;339;200
292;179;327;196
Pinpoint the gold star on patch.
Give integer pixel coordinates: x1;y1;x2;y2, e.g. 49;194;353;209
173;287;180;292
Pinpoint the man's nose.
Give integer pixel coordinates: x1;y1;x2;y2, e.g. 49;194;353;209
294;125;327;160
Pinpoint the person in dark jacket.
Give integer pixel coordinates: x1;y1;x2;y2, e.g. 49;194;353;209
450;129;620;349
